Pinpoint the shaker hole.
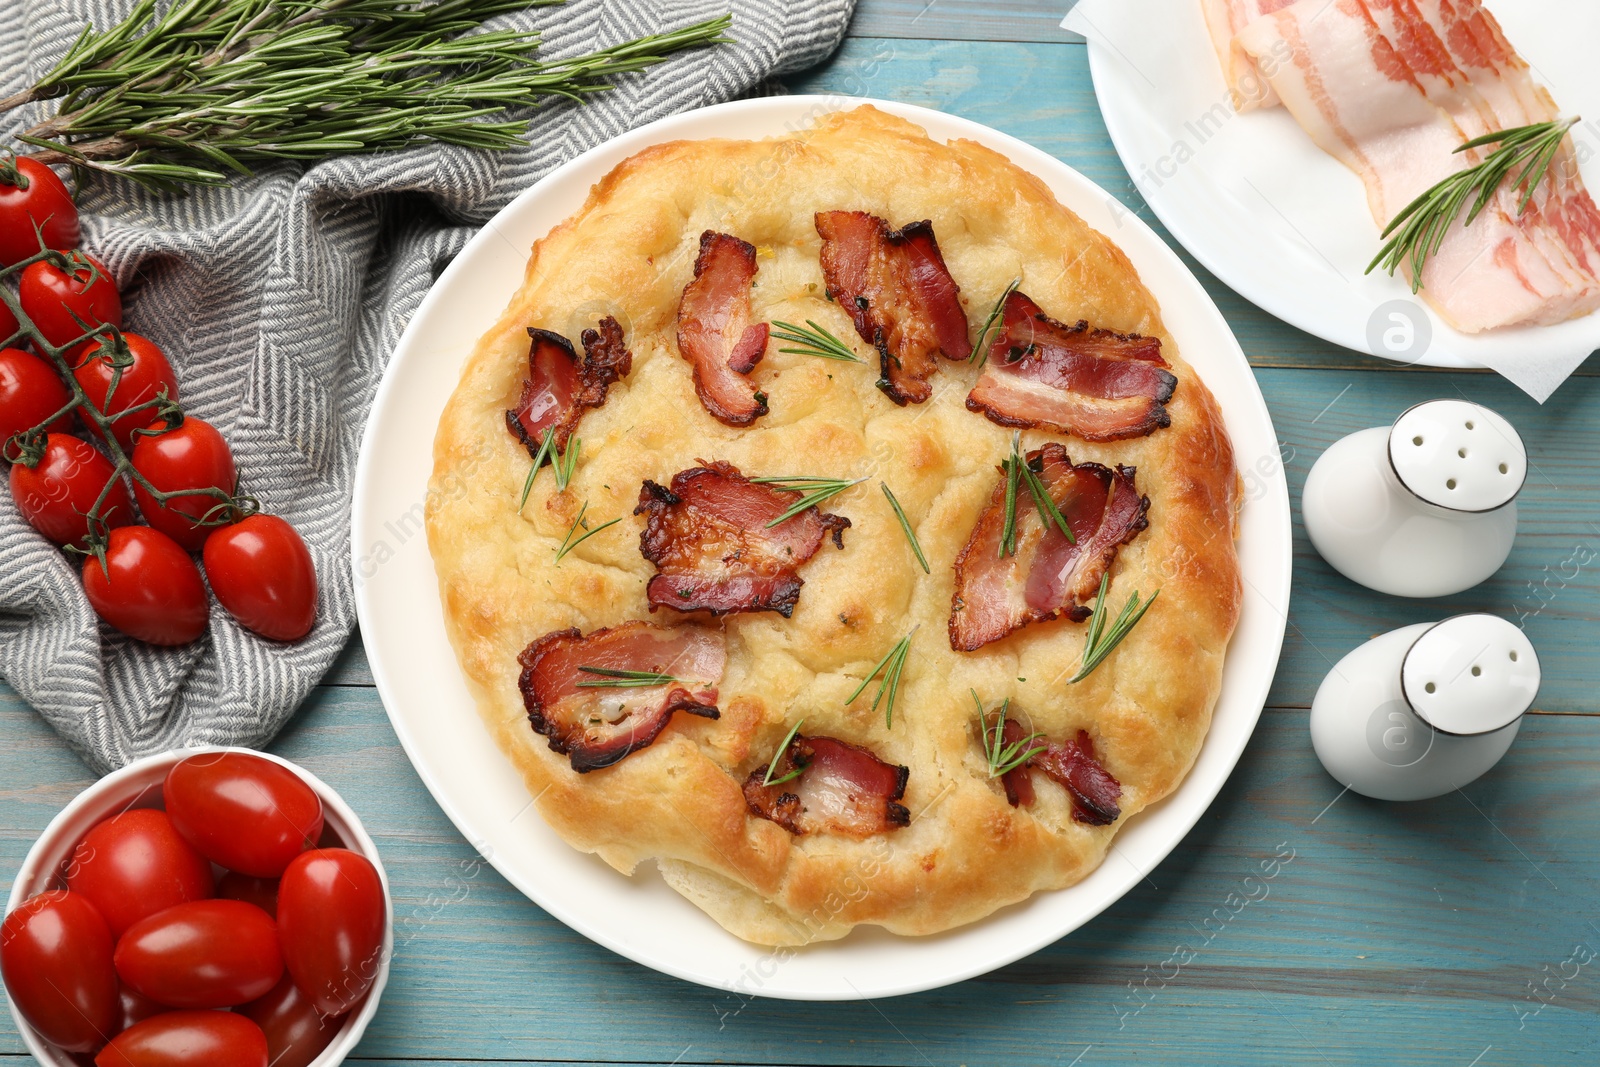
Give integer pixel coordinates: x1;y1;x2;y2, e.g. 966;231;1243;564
1425;682;1437;694
1466;420;1475;430
1458;448;1467;458
1413;435;1424;445
1499;463;1509;474
1509;650;1519;662
1471;665;1482;677
1447;478;1458;490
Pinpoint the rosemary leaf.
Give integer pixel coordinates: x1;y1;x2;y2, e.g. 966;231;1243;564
1069;572;1160;684
762;717;808;787
846;628;916;729
554;501;620;562
752;475;863;527
998;432;1023;557
769;319;862;363
880;482;929;574
970;277;1020;367
554;435;580;491
575;666;678;688
972;689;1045;779
518;426;556;509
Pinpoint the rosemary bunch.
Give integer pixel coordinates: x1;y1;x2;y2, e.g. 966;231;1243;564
3;0;732;187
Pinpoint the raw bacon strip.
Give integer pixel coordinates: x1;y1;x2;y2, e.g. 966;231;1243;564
949;443;1149;652
1031;731;1123;825
1199;0;1295;110
506;317;631;459
744;735;910;837
677;231;771;426
635;461;850;618
966;290;1176;442
815;211;971;406
517;622;723;773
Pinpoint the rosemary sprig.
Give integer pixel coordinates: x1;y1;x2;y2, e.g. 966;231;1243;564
575;666;677;688
4;2;732;187
1367;118;1579;290
880;482;929;574
751;475;863;527
762;717;808;787
845;628;916;729
1069;572;1160;684
554;435;580;491
554;501;620;562
972;689;1045;779
769;319;862;363
970;277;1020;367
519;427;556;509
519;429;579;507
997;433;1073;556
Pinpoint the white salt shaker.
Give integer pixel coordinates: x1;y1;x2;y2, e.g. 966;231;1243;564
1302;400;1526;597
1310;614;1539;801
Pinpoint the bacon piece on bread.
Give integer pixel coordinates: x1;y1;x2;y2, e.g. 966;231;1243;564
744;735;910;837
677;231;771;426
506;317;631;459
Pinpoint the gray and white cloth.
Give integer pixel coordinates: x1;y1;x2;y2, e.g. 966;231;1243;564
0;0;855;773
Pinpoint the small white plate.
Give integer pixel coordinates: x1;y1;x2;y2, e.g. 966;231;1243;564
1073;0;1600;379
351;96;1291;1000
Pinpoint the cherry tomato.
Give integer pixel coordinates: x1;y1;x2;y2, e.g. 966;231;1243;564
164;752;323;877
0;346;73;449
0;890;118;1053
0;158;79;266
238;974;350;1067
74;333;180;452
9;433;134;546
277;848;385;1016
203;515;318;642
116;984;170;1032
82;526;209;645
130;418;234;551
66;808;215;938
19;252;121;353
0;298;19;344
216;872;279;916
95;1010;267;1067
114;899;282;1009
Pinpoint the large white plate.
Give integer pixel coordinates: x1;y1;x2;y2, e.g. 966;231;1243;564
1072;0;1600;380
351;96;1291;1000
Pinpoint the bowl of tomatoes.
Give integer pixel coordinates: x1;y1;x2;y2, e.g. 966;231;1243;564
2;748;391;1067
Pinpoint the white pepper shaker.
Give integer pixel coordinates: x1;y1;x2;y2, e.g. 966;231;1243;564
1302;399;1526;597
1310;614;1539;801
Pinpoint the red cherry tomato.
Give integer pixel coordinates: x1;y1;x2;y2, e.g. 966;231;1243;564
19;252;121;353
277;848;386;1016
82;526;209;645
116;984;170;1032
216;872;279;916
239;974;350;1067
164;752;323;877
130;418;235;551
114;899;282;1009
0;158;80;266
0;890;118;1053
66;808;215;938
74;333;180;452
0;346;73;449
94;1010;267;1067
9;433;134;546
203;514;318;642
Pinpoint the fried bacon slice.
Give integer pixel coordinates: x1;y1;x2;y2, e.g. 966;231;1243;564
998;717;1037;808
517;621;723;773
1032;731;1123;825
815;210;971;405
744;734;910;837
967;291;1175;442
950;443;1149;652
635;461;849;618
677;231;771;426
506;317;632;458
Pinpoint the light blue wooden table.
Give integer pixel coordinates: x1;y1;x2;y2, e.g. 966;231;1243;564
5;3;1599;1064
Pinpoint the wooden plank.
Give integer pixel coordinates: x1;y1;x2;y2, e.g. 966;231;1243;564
2;684;1596;1064
846;0;1083;44
788;38;1600;378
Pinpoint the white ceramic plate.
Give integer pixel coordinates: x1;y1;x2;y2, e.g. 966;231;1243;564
1074;0;1600;376
351;96;1291;1000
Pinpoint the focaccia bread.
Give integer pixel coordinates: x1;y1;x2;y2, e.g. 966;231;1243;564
426;106;1242;946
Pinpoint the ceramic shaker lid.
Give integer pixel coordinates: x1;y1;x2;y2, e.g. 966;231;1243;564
1401;614;1539;735
1388;400;1526;512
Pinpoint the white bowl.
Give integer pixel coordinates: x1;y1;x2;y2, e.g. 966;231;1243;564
3;746;393;1066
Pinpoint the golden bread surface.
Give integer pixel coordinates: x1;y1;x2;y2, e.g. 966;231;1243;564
426;106;1242;946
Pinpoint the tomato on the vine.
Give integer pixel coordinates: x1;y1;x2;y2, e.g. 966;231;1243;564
95;1010;268;1067
0;890;119;1054
0;158;80;267
114;899;283;1010
66;807;215;938
164;752;323;877
277;848;386;1016
0;346;73;448
203;515;318;641
239;974;349;1067
82;525;209;645
20;252;121;353
130;417;235;551
74;332;180;451
9;433;134;546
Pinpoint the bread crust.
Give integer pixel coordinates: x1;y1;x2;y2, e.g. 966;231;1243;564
425;106;1242;946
